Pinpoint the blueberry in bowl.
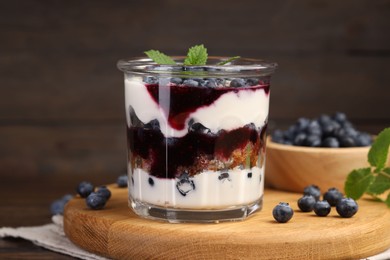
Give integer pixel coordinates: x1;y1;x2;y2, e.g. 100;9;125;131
265;113;373;193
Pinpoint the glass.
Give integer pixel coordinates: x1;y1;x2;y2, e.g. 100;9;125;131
117;57;277;223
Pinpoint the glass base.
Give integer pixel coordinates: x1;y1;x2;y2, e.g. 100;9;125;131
130;197;263;223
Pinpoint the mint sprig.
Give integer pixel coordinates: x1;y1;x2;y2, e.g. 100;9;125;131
144;50;176;65
144;44;240;66
184;44;208;66
345;128;390;206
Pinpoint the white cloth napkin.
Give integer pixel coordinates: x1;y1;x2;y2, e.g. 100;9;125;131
1;216;390;260
0;215;109;260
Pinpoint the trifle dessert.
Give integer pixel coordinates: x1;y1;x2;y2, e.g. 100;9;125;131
118;53;276;222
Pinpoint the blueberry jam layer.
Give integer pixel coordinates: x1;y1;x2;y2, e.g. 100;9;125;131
145;82;270;130
127;121;267;179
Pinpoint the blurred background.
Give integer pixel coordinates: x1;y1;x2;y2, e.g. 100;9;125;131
1;0;389;225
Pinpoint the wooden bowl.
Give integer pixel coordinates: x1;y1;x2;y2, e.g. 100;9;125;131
264;137;370;193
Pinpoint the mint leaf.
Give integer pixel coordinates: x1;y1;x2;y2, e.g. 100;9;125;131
344;167;374;199
367;173;390;195
386;193;390;207
184;45;208;66
217;56;241;65
144;50;176;65
368;128;390;170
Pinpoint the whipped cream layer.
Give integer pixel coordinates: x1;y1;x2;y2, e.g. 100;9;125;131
129;166;264;209
124;77;270;138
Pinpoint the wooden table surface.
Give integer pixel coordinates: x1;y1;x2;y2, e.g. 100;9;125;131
0;173;115;259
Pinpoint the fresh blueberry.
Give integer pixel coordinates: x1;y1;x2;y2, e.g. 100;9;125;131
272;129;284;143
170;77;183;84
354;133;373;146
303;185;321;201
272;202;294;223
50;199;66;215
293;133;307;146
284;125;298;141
218;172;230;181
245;78;259;86
304;135;321;147
143;76;158;84
176;173;195;196
144;119;160;130
86;192;107;210
230;78;246;88
314;200;331;216
333;112;347;123
203;79;217;88
96;186;111;200
323;188;343;206
117;175;128;188
322;137;340;148
306;120;322;136
50;194;73;215
336;198;358;218
338;135;356;147
148;177;154;186
321;123;337;137
318;114;332;126
297;195;316;212
76;181;94;198
182;79;199;87
296;117;310;132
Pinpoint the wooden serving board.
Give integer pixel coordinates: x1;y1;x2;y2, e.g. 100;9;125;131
64;185;390;260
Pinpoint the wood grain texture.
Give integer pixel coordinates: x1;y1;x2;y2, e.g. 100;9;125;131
265;138;372;192
64;185;390;260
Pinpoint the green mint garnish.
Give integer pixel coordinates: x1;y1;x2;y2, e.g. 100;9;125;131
184;44;208;66
368;128;390;170
345;128;390;206
144;44;239;66
144;50;176;65
217;56;241;65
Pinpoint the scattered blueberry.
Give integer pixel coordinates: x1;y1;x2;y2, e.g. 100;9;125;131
148;177;154;186
303;185;321;201
336;198;358;218
86;192;107;210
314;200;331;217
50;195;72;215
272;202;294;223
117;175;128;188
176;173;195;196
96;186;111;200
230;78;246;88
323;188;343;206
297;195;316;212
76;181;94;198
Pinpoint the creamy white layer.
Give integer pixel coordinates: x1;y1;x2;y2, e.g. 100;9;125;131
129;166;264;209
124;77;270;138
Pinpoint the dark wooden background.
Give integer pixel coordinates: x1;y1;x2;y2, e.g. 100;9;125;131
1;0;390;225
